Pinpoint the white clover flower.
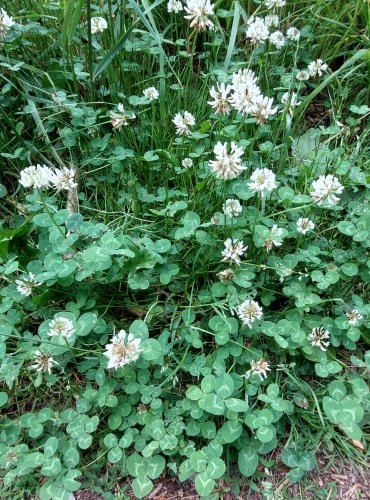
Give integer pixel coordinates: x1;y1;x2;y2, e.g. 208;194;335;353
208;83;232;115
229;83;262;116
229;79;262;115
310;174;344;207
308;327;330;351
51;167;78;191
286;26;300;41
103;330;143;369
90;17;108;34
137;403;148;413
221;238;248;266
265;0;286;8
31;351;58;375
252;95;278;124
248;168;277;195
223;198;243;218
244;358;271;380
264;225;284;251
19;165;54;189
308;59;329;78
184;0;214;31
0;8;15;35
269;31;285;49
47;317;75;339
217;268;235;282
167;0;183;13
265;14;280;28
237;299;263;328
346;309;363;326
246;17;270;44
231;68;258;88
182;157;193;168
143;87;159;101
209;141;246;180
281;92;302;116
296;217;315;235
172;111;196;136
296;70;310;81
15;272;42;297
110;104;135;129
210;215;220;224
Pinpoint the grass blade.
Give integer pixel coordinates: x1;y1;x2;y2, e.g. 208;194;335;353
92;20;139;80
224;1;241;71
61;0;83;52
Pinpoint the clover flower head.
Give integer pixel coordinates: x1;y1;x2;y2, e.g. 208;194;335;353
229;79;262;115
172;111;196;136
0;8;15;36
90;16;108;34
184;0;215;31
231;68;258;88
265;0;286;9
269;31;285;49
308;327;330;351
310;174;344;207
296;70;310;81
217;268;235;282
31;351;58;375
246;17;269;44
103;330;143;369
223;198;243;218
15;272;42;297
182;157;193;168
248;168;277;195
208;83;232;114
19;165;54;189
287;26;300;41
167;0;183;13
229;68;271;118
221;238;248;266
47;317;75;339
346;309;363;326
51;167;78;191
245;358;271;380
252;95;278;124
265;14;279;28
143;87;159;101
209;141;245;180
308;59;328;77
296;217;315;235
110;104;135;129
237;299;263;328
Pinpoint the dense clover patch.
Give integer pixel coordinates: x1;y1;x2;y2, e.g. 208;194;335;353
0;0;369;499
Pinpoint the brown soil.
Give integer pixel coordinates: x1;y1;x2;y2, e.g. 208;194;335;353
304;98;331;128
74;456;369;500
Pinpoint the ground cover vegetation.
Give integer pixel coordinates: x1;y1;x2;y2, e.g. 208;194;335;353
0;0;369;498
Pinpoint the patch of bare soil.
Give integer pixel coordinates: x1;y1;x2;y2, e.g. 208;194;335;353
75;491;104;500
73;456;369;500
304;98;331;128
283;457;369;500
